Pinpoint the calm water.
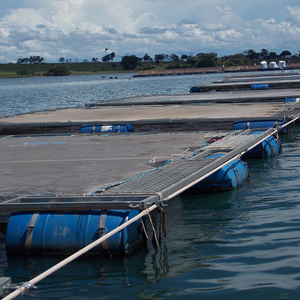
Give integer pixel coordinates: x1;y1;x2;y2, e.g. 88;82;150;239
0;72;225;117
1;73;300;299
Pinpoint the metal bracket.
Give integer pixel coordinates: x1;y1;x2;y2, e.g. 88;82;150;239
4;282;37;297
25;213;39;253
97;210;111;255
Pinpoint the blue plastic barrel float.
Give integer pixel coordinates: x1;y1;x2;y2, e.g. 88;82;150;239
80;124;133;134
190;86;202;93
233;120;284;131
6;210;144;256
191;153;250;191
251;84;269;90
233;120;285;134
242;132;282;158
285;97;300;103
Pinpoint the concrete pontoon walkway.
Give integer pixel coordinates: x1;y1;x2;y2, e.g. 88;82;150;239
1;94;299;136
87;88;300;106
1;89;300;135
1;73;300;210
0;102;297;126
191;78;300;92
0;132;216;199
0;126;287;211
216;72;300;83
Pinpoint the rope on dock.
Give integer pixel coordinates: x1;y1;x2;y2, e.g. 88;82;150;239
2;204;158;300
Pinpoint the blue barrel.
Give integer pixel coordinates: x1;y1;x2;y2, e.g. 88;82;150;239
251;84;269;90
233;120;284;130
119;124;133;132
285;98;295;103
79;125;101;133
86;103;98;108
192;154;249;191
242;132;282;158
80;124;133;134
6;210;144;255
190;86;202;93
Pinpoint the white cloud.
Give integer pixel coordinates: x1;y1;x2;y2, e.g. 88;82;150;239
0;1;300;63
285;5;300;26
2;8;47;30
201;23;229;32
134;12;160;30
214;30;244;42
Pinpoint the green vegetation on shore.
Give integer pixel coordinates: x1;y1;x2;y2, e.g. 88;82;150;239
1;48;300;79
0;62;122;78
0;61;139;78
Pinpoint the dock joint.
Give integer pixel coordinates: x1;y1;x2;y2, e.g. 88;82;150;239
4;281;37;297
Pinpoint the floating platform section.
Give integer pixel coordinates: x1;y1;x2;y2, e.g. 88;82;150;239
3;129;283;257
1;73;300;258
0;128;288;208
0;119;295;257
3;129;281;256
3;73;300;300
0;100;299;136
217;72;300;83
190;74;300;93
6;210;144;255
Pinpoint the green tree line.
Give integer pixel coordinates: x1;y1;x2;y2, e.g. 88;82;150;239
120;49;296;71
8;48;298;76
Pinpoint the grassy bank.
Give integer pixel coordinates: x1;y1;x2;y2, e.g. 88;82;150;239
1;58;300;79
0;61;179;78
0;71;21;78
0;62;126;78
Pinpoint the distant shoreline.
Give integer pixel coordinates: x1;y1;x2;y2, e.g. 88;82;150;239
0;62;132;79
136;63;300;77
1;61;300;79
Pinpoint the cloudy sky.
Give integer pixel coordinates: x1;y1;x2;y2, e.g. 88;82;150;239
0;0;300;63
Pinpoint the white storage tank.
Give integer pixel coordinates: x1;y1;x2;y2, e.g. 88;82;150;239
260;61;268;69
279;60;286;69
269;61;278;69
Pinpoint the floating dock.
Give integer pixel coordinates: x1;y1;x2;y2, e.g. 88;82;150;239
1;71;300;297
190;72;300;92
215;72;300;83
1;73;300;206
0;126;286;204
0;121;291;257
1;92;300;136
0;83;299;251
